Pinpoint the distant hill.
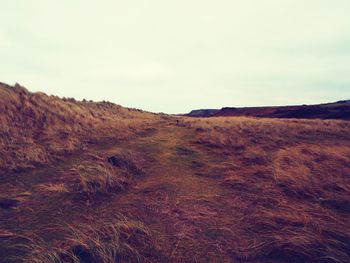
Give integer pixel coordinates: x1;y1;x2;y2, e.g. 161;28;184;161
187;101;350;120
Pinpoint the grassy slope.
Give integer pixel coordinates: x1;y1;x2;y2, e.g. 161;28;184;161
0;82;158;173
0;84;350;262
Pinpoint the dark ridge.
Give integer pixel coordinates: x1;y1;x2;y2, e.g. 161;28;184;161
187;101;350;120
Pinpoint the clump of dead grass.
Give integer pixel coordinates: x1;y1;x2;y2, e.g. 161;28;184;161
72;161;128;198
107;151;146;176
17;217;154;263
36;183;69;194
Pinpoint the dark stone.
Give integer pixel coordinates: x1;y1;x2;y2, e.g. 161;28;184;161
0;198;19;210
321;199;350;213
107;154;143;175
70;245;96;263
266;247;312;263
176;146;195;156
195;127;206;132
191;161;204;169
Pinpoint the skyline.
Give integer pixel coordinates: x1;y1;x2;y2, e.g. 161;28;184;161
1;0;350;113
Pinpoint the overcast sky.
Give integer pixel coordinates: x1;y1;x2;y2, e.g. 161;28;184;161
1;1;350;113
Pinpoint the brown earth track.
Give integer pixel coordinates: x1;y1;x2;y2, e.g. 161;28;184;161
0;121;238;262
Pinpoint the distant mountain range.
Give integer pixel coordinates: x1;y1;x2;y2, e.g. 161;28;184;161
187;100;350;120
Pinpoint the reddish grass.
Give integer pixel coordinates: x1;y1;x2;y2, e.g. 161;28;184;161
0;82;159;173
184;116;350;263
16;217;158;263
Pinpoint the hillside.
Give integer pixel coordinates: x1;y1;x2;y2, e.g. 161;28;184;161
188;101;350;120
0;83;350;263
0;82;159;173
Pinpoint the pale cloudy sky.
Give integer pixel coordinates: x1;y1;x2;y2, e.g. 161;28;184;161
1;0;349;113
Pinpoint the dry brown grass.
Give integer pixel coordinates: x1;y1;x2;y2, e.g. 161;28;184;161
66;151;146;198
0;82;159;173
107;151;146;176
16;217;153;263
183;116;350;263
36;183;69;194
73;161;128;198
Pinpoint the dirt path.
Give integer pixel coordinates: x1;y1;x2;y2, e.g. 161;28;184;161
107;123;234;262
0;122;236;262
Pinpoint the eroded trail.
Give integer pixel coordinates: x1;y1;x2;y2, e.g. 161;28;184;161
0;121;235;263
110;122;233;262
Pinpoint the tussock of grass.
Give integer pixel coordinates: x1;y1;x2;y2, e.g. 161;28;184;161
73;161;128;198
17;217;152;263
69;150;146;198
107;151;146;176
36;183;69;194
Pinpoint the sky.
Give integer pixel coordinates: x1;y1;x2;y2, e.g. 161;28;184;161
1;1;350;113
